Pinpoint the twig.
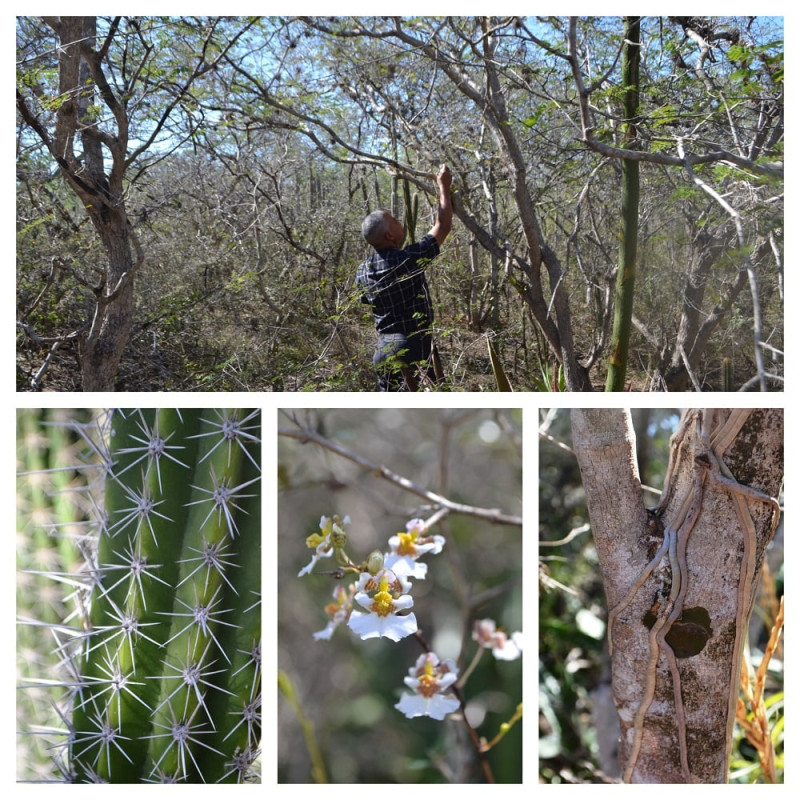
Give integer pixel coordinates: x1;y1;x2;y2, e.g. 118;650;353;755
278;425;522;526
480;703;523;752
539;523;590;548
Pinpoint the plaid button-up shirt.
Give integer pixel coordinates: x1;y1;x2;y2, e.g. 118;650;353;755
356;234;440;335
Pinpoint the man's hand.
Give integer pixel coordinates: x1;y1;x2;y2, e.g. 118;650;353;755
430;164;453;246
436;164;453;192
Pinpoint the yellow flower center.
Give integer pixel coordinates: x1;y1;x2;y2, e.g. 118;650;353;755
395;531;418;556
371;576;395;617
372;591;394;617
417;660;439;697
417;675;439;697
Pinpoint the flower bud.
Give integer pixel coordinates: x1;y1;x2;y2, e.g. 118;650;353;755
330;522;348;549
366;550;384;575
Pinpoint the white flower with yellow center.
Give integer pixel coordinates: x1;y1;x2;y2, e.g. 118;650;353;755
384;518;445;579
298;515;348;577
395;652;460;720
473;618;522;660
347;568;417;641
313;583;355;641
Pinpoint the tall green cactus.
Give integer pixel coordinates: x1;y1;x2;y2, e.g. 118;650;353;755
16;409;261;784
722;357;734;392
403;178;419;244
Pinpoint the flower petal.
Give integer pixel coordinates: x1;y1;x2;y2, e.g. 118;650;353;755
385;554;428;579
297;554;318;577
395;692;459;720
347;609;417;641
312;623;335;640
492;636;522;660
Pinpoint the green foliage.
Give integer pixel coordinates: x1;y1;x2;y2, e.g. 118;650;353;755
532;363;566;392
521;103;550;129
539;410;609;781
729;689;784;783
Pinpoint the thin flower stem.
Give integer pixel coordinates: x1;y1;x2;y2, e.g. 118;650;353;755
456;644;485;689
480;703;522;753
278;670;328;783
413;631;495;783
413;630;431;652
451;683;495;783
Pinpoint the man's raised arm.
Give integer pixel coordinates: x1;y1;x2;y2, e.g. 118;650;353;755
429;164;453;246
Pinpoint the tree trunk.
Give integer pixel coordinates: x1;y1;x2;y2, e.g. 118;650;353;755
663;229;726;390
48;17;137;391
478;22;590;391
78;220;137;392
571;408;783;783
605;17;641;391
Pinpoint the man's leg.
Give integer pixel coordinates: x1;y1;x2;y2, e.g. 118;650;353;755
431;343;445;383
374;334;410;391
411;332;443;389
374;333;440;391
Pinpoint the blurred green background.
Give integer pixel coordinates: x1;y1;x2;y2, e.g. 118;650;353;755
278;408;523;783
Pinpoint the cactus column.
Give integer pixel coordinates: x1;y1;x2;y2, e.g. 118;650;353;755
18;408;261;784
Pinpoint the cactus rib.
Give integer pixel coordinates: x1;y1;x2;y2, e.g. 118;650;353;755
17;408;261;784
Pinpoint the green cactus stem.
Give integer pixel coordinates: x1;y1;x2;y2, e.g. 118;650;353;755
403;178;419;243
722;358;734;392
16;409;261;784
16;409;96;780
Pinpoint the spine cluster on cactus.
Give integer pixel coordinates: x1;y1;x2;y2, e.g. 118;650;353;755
16;409;261;784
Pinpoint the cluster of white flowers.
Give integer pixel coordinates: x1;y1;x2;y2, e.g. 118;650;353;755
300;516;441;643
384;517;445;579
347;567;417;641
299;514;521;721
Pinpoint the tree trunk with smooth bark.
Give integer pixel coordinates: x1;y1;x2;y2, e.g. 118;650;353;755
571;408;782;783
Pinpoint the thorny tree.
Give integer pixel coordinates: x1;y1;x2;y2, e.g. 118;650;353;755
17;17;783;391
215;16;782;390
16;17;255;390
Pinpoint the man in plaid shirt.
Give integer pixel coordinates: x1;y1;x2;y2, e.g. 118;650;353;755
356;164;453;391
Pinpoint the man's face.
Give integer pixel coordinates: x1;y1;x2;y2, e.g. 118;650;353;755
384;213;405;247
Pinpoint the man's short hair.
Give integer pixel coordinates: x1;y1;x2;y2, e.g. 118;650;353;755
361;210;390;247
